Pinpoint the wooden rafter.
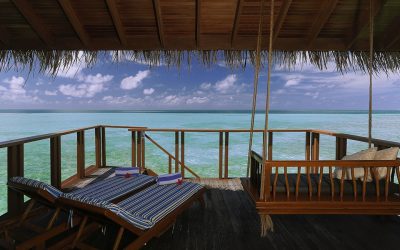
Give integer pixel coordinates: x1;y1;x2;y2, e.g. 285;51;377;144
307;0;338;48
152;0;164;48
0;25;11;46
105;0;127;47
346;0;385;50
58;0;90;48
273;0;292;43
231;0;243;48
379;15;400;49
196;0;201;48
12;0;55;47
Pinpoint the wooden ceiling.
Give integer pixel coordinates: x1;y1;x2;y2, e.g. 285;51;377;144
0;0;399;51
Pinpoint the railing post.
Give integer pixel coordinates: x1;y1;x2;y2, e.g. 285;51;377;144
95;127;101;168
131;131;136;166
77;131;85;179
141;131;145;169
336;137;347;160
137;131;142;171
219;132;223;179
175;131;179;173
268;132;273;160
305;132;311;160
7;144;24;215
181;131;185;178
311;132;320;173
168;156;172;174
50;136;61;188
224;132;229;179
101;126;106;167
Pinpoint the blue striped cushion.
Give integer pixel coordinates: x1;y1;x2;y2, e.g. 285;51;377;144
157;173;182;185
8;176;63;198
64;174;155;202
116;182;203;228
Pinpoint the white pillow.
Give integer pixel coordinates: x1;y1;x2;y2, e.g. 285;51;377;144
373;147;399;180
334;147;377;180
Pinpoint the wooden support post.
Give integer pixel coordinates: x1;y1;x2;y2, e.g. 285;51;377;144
77;131;85;179
50;136;61;188
175;131;179;173
101;127;106;167
181;131;185;178
141;132;145;169
305;132;311;160
132;131;136;166
95;127;101;168
219;132;223;179
168;156;172;174
311;133;320;173
224;132;229;179
268;132;273;160
7;144;24;215
336;137;347;160
137;131;142;171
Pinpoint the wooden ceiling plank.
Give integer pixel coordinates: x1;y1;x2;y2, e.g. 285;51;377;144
379;15;400;49
12;0;55;47
196;0;201;48
273;0;292;43
105;0;128;47
307;0;338;48
58;0;91;48
152;0;165;48
0;25;11;46
231;0;243;48
346;0;386;50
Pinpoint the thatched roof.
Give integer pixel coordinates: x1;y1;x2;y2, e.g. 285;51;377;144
0;0;400;73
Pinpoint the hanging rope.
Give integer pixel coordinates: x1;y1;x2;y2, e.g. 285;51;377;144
368;0;374;148
259;0;275;237
246;0;265;178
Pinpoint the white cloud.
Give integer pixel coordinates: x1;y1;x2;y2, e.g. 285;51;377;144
44;90;58;96
103;95;143;105
83;73;113;84
143;88;155;95
163;95;181;105
59;82;105;98
284;78;300;87
0;76;41;103
305;92;320;99
121;70;150;90
214;74;237;93
200;82;212;90
186;96;209;104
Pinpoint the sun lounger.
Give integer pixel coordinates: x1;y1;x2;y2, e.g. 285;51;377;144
5;174;156;249
58;181;206;249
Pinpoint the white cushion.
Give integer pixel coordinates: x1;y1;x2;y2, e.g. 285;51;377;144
373;147;399;179
334;147;377;180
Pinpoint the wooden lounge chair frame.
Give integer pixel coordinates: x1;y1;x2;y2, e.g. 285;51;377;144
243;151;400;216
58;186;206;250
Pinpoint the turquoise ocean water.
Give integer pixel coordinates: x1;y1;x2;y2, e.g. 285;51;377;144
1;110;400;214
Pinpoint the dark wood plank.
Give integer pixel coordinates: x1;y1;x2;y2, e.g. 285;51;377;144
7;144;24;216
50;136;61;189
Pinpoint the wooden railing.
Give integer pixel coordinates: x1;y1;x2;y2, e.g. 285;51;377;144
1;126;400;217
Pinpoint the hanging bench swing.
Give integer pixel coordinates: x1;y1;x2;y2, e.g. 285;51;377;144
243;0;400;236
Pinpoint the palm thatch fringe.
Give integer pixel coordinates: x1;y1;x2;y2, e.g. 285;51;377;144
260;213;274;236
1;50;399;75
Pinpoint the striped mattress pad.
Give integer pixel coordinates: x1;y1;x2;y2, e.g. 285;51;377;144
8;174;156;202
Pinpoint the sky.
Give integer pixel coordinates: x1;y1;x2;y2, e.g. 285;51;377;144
0;52;400;110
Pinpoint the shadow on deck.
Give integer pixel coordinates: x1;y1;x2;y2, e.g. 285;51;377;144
69;169;400;249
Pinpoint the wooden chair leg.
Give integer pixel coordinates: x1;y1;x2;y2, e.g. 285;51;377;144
46;207;61;230
18;199;36;226
72;216;88;248
112;227;124;250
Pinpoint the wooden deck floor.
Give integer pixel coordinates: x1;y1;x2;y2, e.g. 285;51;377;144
67;169;400;249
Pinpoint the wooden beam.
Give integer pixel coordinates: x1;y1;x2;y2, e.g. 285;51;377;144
175;131;179;173
346;0;385;49
378;15;400;49
230;0;243;48
152;0;165;48
307;0;338;48
196;0;201;48
105;0;128;46
77;131;85;179
12;0;55;47
58;0;91;47
224;132;229;179
273;0;292;43
181;131;185;178
101;127;106;167
219;132;223;179
0;25;11;46
95;127;101;168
